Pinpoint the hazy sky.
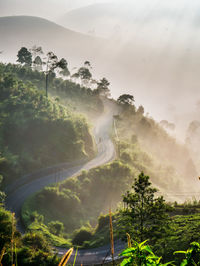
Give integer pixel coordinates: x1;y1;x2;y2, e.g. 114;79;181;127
0;0;113;20
1;0;200;142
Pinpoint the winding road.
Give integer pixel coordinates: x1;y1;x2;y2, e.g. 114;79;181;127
5;102;125;264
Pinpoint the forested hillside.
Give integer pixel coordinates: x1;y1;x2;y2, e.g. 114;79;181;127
22;95;199;253
1;52;200;265
1;63;104;116
114;95;197;195
0;63;95;186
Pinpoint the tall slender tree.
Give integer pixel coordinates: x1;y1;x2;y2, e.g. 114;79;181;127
44;52;67;97
97;77;110;96
30;45;44;71
119;172;172;242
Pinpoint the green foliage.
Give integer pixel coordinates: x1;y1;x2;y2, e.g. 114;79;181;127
118;173;172;243
0;63;94;185
22;232;50;252
96;214;110;232
0;175;5;204
0;207;16;249
174;242;200;266
28;221;70;247
120;240;174;266
120;240;200;266
48;221;64;236
0;206;59;265
15;248;59;266
156;213;200;263
72;227;93;246
22;160;131;234
0;62;103;116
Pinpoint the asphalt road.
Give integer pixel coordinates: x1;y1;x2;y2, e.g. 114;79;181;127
5;104;125;265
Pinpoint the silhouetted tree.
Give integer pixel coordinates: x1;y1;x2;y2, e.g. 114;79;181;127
30;45;44;71
117;94;134;105
137;105;144;116
96;77;110;96
17;47;32;67
33;56;43;72
44;52;67;97
59;58;70;78
84;61;92;68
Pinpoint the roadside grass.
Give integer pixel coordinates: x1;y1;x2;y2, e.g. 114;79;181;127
21;192;200;254
22;192;60;224
28;221;71;248
22;193;71;247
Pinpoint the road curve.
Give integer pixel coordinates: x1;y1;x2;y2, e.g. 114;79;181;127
6;103;125;264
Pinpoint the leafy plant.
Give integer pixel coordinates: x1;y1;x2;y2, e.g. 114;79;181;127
174;242;200;266
120;240;174;266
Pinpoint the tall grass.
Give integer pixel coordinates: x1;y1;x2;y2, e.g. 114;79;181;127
109;208;114;266
126;233;131;248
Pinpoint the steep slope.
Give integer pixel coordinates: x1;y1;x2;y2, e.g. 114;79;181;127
0;63;95;186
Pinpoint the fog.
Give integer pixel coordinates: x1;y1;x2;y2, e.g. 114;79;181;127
1;0;200;174
56;0;200;143
0;0;111;19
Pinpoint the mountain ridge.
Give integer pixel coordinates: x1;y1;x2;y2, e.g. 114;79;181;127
0;15;104;64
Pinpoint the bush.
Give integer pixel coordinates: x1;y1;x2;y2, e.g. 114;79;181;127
48;221;64;236
22;232;50;252
72;227;93;246
120;151;132;163
96;214;109;232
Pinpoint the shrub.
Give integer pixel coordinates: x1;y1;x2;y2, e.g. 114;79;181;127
96;214;109;232
72;227;93;246
48;221;64;236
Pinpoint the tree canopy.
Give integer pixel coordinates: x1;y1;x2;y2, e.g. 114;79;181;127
17;47;32;66
117;94;135;105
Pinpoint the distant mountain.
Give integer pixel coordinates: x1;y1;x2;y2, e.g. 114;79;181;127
0;16;104;63
2;12;200;131
58;0;200;39
58;2;130;38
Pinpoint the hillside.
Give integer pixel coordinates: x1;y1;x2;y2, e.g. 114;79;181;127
22;93;199;250
0;63;95;186
1;60;200;264
0;16;103;63
2;13;200;128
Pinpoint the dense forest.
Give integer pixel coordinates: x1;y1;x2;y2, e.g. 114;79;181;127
0;63;96;187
